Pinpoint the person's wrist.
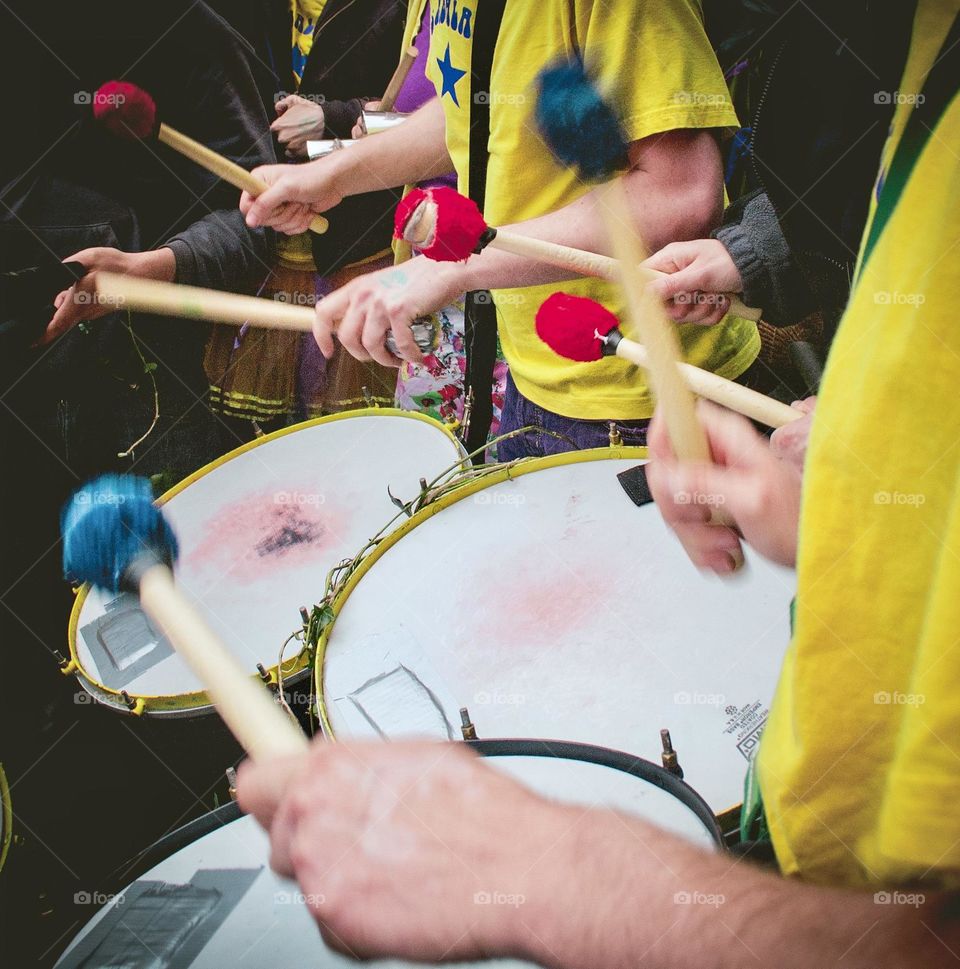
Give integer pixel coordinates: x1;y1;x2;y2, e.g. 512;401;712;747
129;247;176;282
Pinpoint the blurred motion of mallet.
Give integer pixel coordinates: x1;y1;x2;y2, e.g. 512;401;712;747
62;475;308;760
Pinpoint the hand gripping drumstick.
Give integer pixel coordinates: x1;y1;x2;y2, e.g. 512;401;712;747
61;475;308;760
395;186;762;323
536;293;801;429
92;81;329;235
93;271;437;356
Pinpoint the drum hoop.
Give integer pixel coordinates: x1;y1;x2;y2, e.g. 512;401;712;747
312;446;648;738
65;408;463;715
467;738;724;847
104;733;719;898
0;762;11;873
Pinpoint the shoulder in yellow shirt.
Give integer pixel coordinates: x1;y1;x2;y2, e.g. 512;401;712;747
758;0;960;891
426;0;759;420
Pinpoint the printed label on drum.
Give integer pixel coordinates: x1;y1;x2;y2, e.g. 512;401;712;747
722;701;768;761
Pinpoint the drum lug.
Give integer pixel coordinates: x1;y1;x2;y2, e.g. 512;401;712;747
257;664;278;692
607;422;623;447
56;651;78;675
121;691;146;715
660;729;684;779
226;766;238;801
459;706;478;741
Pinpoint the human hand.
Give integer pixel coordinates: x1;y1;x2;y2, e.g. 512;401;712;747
272;94;326;160
240;161;345;234
770;396;817;473
43;247;175;344
351;99;380;139
237;740;569;963
646;402;801;573
643;239;743;325
313;256;464;367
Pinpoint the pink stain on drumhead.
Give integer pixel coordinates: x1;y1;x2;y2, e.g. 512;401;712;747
178;486;346;588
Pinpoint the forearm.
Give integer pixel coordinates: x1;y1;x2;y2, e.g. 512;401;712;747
455;131;724;293
520;812;956;969
329;97;452;197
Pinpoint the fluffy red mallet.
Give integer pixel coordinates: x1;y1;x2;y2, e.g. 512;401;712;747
535;292;619;362
394;186;489;262
535;293;800;429
92;81;157;139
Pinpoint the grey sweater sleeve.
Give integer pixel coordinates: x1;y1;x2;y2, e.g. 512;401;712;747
713;190;815;325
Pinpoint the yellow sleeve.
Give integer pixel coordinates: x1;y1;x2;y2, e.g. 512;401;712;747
576;0;739;142
401;0;428;50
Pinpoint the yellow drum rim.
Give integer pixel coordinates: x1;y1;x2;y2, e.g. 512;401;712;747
313;446;648;738
66;408;464;715
0;762;11;873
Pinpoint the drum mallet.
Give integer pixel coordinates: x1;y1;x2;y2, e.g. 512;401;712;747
536;293;801;429
92;272;437;356
61;475;308;760
91;81;329;235
395;185;762;323
535;61;742;546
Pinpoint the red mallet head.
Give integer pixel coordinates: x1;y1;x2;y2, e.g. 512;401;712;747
535;293;620;363
394;186;490;262
92;81;157;140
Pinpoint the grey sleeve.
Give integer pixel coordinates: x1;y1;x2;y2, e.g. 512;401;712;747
713;191;815;325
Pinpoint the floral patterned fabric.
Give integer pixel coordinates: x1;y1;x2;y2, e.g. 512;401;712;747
395;297;507;444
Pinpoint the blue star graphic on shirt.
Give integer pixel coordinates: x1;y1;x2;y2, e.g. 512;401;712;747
436;43;467;107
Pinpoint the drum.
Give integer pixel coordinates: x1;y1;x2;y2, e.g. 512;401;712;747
54;738;720;968
66;410;464;717
316;450;795;816
0;761;10;874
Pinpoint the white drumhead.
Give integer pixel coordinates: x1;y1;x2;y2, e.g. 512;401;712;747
55;749;715;968
322;456;795;813
73;413;462;708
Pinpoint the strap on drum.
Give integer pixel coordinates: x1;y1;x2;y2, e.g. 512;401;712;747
462;0;508;459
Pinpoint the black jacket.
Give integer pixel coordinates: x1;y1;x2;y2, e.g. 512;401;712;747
709;1;915;333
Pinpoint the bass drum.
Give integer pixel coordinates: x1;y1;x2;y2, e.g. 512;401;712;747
316;450;795;818
54;739;721;968
67;410;464;717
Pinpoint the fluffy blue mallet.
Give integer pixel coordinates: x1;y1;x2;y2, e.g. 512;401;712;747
62;474;178;593
535;59;630;182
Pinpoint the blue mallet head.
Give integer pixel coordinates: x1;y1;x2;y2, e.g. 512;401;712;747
535;59;630;182
62;474;178;593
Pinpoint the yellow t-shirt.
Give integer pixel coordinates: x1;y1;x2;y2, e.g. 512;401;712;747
758;0;960;890
426;0;760;420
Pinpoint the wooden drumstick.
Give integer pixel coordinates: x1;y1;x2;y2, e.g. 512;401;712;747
93;80;329;235
535;294;800;429
379;44;419;112
398;189;762;322
93;272;438;355
62;476;308;760
158;126;329;234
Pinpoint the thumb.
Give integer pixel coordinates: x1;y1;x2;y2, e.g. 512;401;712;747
696;401;772;471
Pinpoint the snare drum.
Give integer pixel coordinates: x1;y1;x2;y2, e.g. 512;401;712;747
316;450;795;816
54;738;720;968
66;410;463;717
